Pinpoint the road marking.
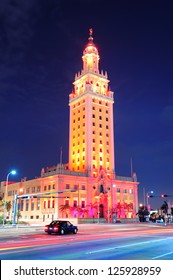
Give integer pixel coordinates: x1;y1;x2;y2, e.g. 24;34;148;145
86;237;173;254
152;251;173;259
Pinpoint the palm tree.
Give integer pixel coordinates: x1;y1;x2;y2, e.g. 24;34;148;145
86;202;98;218
59;204;71;218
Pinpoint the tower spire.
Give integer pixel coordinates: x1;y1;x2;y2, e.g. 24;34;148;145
88;28;93;42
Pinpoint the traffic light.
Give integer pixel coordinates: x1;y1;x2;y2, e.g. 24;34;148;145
147;195;154;198
161;194;168;198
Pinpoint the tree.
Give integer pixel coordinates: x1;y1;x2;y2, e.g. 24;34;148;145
86;202;98;218
59;204;71;218
136;205;149;222
160;201;168;214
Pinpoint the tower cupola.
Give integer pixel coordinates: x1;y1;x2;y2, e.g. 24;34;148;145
82;28;100;73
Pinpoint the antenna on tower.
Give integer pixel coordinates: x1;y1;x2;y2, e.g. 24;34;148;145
60;146;63;165
130;157;133;177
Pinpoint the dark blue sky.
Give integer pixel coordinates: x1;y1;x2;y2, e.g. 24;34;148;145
0;0;173;209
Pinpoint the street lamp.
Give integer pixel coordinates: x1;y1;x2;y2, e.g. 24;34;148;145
146;190;154;210
3;170;17;226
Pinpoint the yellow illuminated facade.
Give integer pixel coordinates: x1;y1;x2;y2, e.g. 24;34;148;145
0;30;139;224
69;29;114;177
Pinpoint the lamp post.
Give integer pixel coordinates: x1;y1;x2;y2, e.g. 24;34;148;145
3;170;16;226
146;190;154;211
95;195;100;223
107;187;111;224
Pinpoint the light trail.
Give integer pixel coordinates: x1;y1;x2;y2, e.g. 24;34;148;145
86;237;173;255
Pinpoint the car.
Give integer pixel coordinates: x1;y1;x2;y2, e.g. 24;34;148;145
44;220;78;235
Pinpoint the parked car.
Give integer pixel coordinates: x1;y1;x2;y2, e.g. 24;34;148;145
44;220;78;235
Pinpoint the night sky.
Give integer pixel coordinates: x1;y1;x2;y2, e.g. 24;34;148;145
0;0;173;209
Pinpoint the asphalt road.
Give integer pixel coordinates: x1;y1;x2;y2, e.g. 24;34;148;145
0;223;173;260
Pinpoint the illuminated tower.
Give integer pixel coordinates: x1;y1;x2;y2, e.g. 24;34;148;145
69;29;115;177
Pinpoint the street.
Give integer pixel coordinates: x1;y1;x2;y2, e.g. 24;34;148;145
0;223;173;260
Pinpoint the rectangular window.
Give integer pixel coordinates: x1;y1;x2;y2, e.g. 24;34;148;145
31;200;34;211
25;201;29;211
20;200;24;211
117;188;121;193
66;184;70;189
65;200;69;206
44;201;46;209
74;185;78;190
73;200;77;207
32;187;35;192
81;185;85;190
52;200;55;208
37;198;40;210
26;188;30;194
81;201;85;208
